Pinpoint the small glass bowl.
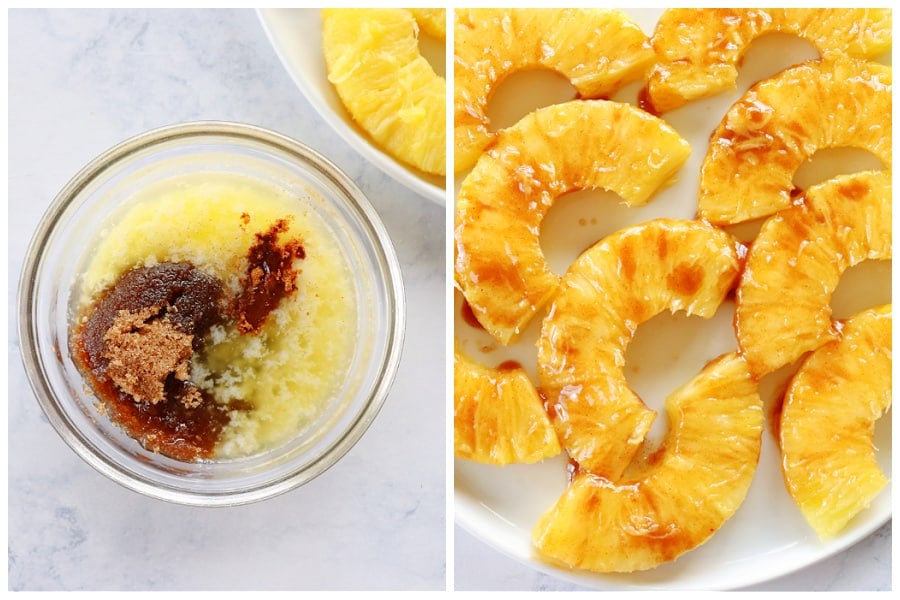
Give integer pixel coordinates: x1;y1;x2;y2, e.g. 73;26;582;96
18;121;406;506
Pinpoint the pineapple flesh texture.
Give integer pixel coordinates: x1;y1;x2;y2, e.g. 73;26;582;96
736;170;892;378
322;8;446;176
533;353;763;573
454;100;690;346
454;341;561;465
537;219;743;479
646;8;892;114
780;305;892;539
698;58;891;225
454;8;654;173
406;8;445;40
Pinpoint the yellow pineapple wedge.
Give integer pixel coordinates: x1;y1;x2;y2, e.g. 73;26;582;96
322;8;446;176
698;58;891;225
454;8;654;173
646;8;892;113
407;8;445;40
736;171;891;378
537;219;743;478
455;100;690;346
533;353;763;573
780;305;892;539
454;341;561;465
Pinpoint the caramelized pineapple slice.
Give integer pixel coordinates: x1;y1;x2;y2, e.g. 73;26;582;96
454;341;561;465
322;8;446;176
537;219;743;478
533;353;763;573
455;100;690;346
454;8;654;173
698;58;891;225
781;305;892;539
736;171;891;378
646;8;892;113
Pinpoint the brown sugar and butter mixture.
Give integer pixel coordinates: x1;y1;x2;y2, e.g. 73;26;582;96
71;219;305;461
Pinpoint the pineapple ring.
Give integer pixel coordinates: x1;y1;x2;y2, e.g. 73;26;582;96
537;219;744;478
454;341;561;465
736;171;892;378
780;305;891;539
698;58;891;225
533;353;763;573
453;8;654;173
322;8;446;176
645;8;892;114
455;100;690;346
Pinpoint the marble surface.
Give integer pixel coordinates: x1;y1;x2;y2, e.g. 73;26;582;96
7;9;444;591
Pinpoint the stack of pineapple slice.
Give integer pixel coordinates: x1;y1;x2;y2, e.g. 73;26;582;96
322;8;446;177
453;7;891;577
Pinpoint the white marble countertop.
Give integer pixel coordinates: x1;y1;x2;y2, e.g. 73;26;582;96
7;8;444;591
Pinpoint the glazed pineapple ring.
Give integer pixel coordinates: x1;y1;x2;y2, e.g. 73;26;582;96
736;171;892;378
537;219;745;479
646;8;892;114
454;341;561;465
322;8;446;176
534;353;763;573
698;58;891;225
455;100;690;346
780;305;892;539
454;8;654;173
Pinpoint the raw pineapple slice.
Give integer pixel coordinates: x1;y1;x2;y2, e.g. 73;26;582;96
780;305;892;539
537;219;743;478
407;8;445;40
646;8;892;114
454;8;654;173
322;8;446;176
698;58;891;225
454;341;561;465
736;171;892;378
455;100;690;346
533;353;763;573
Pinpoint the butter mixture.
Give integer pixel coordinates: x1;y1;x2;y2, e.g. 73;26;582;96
71;174;358;460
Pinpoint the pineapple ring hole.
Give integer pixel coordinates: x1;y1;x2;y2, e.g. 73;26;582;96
417;28;445;79
540;188;650;276
734;32;819;96
792;147;886;191
623;306;737;452
830;259;892;320
485;69;576;132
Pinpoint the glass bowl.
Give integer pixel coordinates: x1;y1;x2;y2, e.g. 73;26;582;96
18;121;405;506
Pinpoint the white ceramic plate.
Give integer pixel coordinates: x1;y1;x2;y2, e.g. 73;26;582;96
257;8;446;205
454;8;892;590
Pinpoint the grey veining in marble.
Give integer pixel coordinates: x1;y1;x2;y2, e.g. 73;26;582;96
8;8;444;591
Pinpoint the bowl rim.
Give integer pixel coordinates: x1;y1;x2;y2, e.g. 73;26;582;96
17;120;407;506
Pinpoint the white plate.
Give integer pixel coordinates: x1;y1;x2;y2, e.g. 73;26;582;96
257;8;446;205
454;8;892;590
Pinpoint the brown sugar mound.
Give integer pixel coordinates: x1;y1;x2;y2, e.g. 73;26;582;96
102;306;201;408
